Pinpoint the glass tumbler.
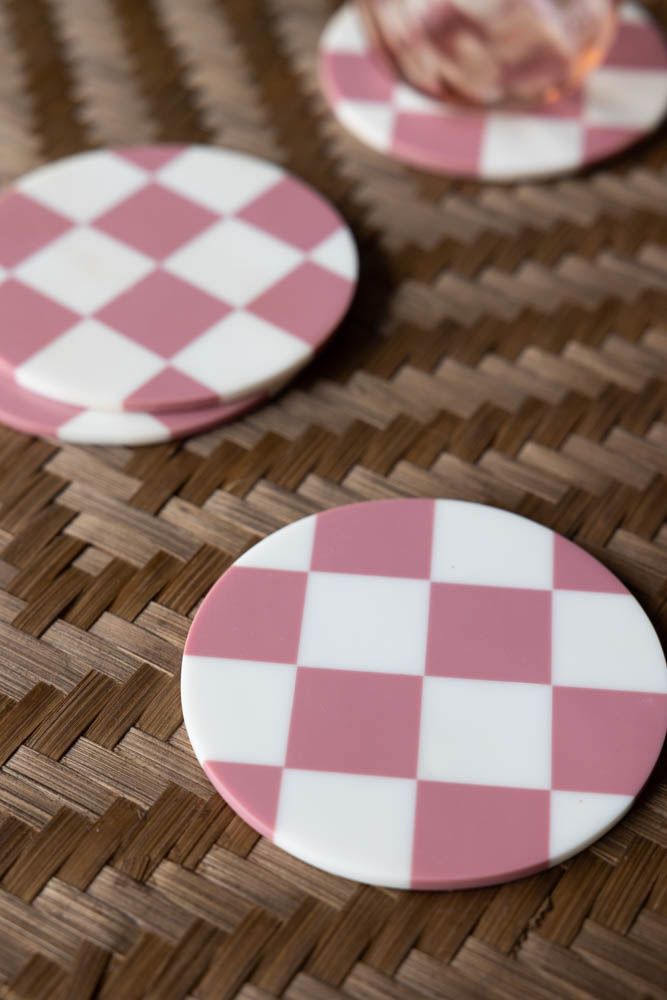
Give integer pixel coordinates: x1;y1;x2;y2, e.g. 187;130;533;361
359;0;620;106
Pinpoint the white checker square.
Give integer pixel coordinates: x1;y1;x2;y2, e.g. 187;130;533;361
552;591;667;693
394;83;443;114
275;770;416;887
181;656;297;765
17;150;147;222
336;101;395;153
165;217;303;307
418;676;552;789
310;228;358;281
15;226;154;315
323;3;369;53
57;410;168;445
171;311;310;399
298;571;430;675
15;320;165;410
237;516;316;573
619;2;649;23
157;146;283;215
584;69;667;129
430;500;553;589
481;115;582;179
549;790;632;863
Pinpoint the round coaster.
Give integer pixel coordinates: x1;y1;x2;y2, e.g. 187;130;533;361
0;372;266;446
182;499;667;890
0;145;357;412
319;3;667;181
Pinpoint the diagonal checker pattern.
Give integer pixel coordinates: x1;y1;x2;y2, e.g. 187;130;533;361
181;499;667;890
319;3;667;180
0;145;357;412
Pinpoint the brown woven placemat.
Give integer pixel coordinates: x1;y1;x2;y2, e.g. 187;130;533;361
0;0;666;997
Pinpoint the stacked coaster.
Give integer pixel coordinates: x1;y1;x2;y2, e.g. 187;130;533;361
182;499;667;889
0;145;358;445
319;2;667;181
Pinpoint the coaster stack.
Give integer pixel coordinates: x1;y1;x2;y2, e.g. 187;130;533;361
0;145;358;445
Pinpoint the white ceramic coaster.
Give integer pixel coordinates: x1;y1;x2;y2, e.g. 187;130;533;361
319;3;667;180
0;145;358;411
182;499;667;890
0;372;266;446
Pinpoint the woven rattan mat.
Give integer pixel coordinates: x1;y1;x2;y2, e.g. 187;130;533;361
0;0;666;997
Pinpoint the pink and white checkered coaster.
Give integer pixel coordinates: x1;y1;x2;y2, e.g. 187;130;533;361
182;499;667;890
319;3;667;180
0;145;357;412
0;371;266;446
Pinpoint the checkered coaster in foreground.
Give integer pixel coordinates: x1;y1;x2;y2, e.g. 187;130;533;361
319;3;667;180
0;145;357;412
182;500;667;890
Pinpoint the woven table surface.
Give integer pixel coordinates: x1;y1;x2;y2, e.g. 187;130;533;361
0;1;666;997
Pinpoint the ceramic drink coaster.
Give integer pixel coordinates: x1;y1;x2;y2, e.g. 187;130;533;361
0;145;358;412
0;372;267;446
181;499;667;890
319;3;667;181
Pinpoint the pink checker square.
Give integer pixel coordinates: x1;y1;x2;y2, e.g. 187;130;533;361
249;261;353;347
322;51;394;102
239;177;342;252
286;668;422;778
204;761;282;838
0;280;78;368
96;270;230;357
114;145;187;172
553;535;627;594
311;498;434;579
605;21;667;69
394;112;485;174
94;182;218;259
123;366;218;412
0;192;70;268
184;566;308;663
552;686;667;796
412;782;550;889
426;583;551;684
583;127;641;163
538;89;584;119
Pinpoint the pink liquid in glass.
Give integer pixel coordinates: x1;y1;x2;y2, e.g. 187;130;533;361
360;0;620;106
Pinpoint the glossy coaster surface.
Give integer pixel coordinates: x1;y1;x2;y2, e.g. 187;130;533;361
0;145;357;411
0;372;264;446
319;3;667;180
182;499;667;890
